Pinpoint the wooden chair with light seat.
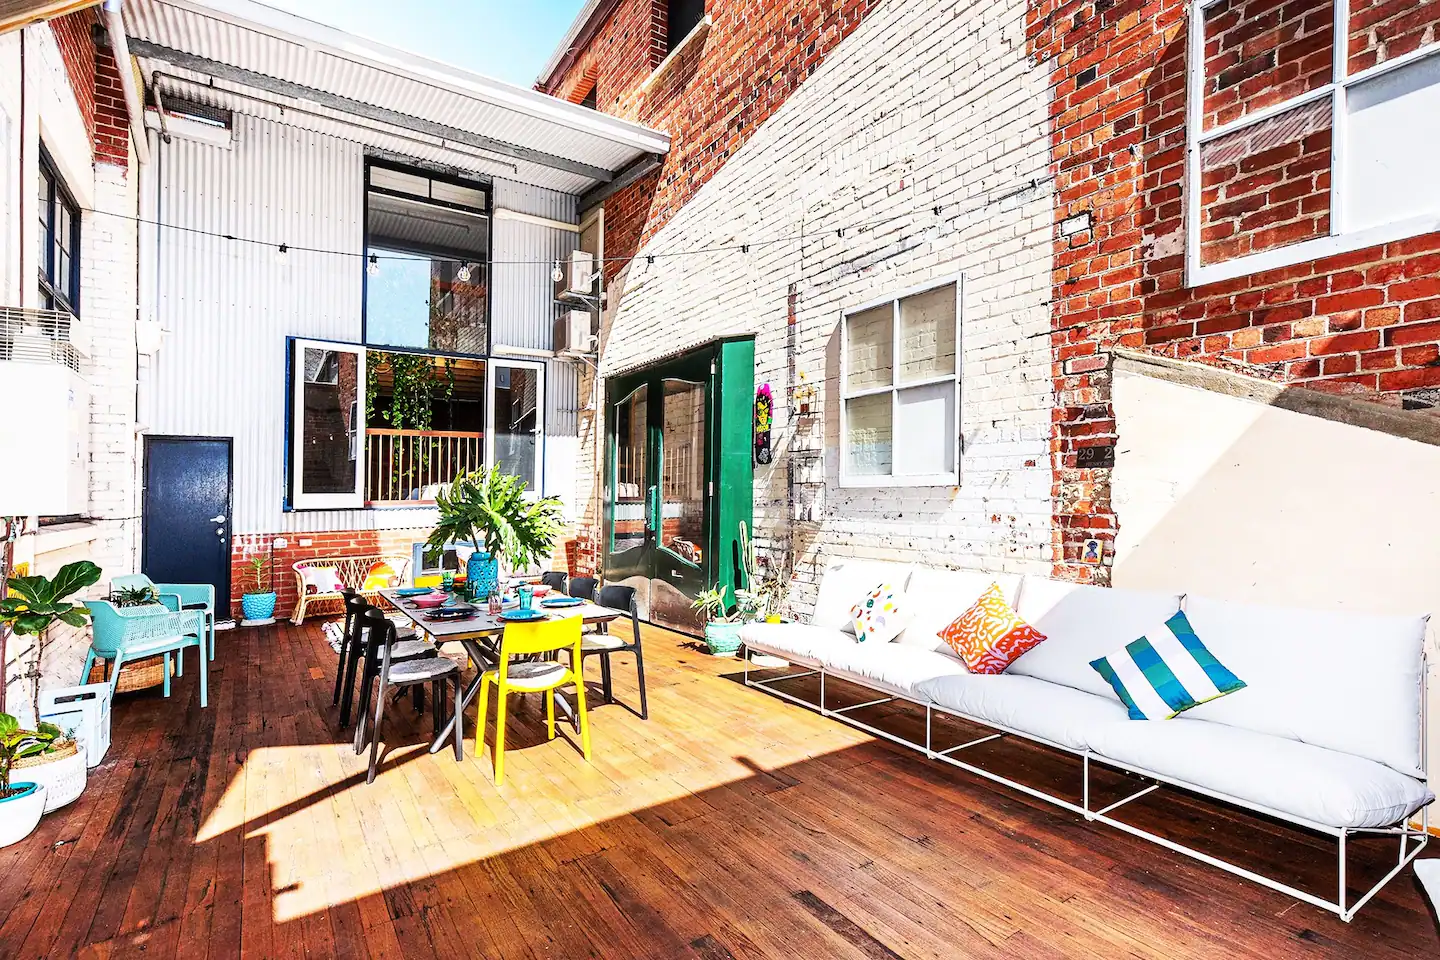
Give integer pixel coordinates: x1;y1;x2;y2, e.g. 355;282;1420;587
582;584;648;719
475;615;591;786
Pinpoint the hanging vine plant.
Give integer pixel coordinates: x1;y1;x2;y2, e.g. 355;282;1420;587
365;351;444;496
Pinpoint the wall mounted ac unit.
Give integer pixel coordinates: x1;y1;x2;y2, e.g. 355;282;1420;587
554;309;595;358
554;250;597;302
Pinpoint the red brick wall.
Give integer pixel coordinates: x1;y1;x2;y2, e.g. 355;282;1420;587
229;529;429;621
1031;0;1440;583
49;9;130;168
539;0;884;281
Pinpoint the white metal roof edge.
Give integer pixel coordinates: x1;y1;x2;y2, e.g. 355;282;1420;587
136;0;670;158
534;0;605;91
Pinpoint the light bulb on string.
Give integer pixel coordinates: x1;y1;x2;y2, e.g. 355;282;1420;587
274;243;289;265
368;254;380;277
456;262;472;284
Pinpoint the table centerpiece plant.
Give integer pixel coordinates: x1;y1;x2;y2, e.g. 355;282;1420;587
428;466;566;601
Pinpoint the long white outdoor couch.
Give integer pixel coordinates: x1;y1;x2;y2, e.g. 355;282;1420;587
740;559;1434;921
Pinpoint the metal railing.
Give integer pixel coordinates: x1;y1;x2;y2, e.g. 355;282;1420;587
365;429;483;505
0;307;84;374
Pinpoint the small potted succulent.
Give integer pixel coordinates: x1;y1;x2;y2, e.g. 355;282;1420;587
0;713;59;848
110;584;162;608
240;550;278;625
692;585;746;657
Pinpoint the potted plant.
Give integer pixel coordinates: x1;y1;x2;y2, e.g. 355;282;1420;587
429;466;565;601
110;584;161;608
0;560;101;721
692;586;745;656
240;549;277;625
0;713;58;848
9;717;85;814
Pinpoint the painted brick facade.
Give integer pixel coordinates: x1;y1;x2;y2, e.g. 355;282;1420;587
546;0;1058;610
49;9;130;169
1030;0;1440;583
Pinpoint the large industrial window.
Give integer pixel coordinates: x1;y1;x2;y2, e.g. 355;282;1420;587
37;149;79;315
1186;0;1440;286
839;278;962;487
363;162;490;355
666;0;706;53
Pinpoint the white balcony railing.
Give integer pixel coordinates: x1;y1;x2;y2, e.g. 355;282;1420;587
365;429;483;505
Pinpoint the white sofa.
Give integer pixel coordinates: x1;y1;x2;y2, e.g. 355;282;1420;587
740;558;1434;921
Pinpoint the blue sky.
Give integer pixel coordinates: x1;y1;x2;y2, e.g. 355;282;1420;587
265;0;586;88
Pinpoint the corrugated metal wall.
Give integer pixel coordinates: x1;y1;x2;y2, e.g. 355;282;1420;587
148;112;586;534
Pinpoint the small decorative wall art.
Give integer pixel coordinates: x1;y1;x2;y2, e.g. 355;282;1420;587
754;383;773;465
1082;538;1105;564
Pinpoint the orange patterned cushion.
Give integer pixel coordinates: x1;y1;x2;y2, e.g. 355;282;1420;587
939;583;1047;674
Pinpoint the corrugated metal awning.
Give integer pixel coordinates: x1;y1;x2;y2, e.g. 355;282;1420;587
122;0;669;196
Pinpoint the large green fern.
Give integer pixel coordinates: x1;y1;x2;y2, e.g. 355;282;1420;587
427;466;565;571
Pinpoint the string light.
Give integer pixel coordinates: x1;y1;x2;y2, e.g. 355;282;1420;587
456;263;472;283
367;254;380;277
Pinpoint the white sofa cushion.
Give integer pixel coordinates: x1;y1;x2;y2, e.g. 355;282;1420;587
1180;595;1428;778
916;673;1129;751
811;558;916;631
823;644;970;700
1087;718;1433;830
895;568;1022;659
1009;579;1182;699
740;622;853;667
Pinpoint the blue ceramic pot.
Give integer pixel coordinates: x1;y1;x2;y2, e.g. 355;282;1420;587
704;621;744;657
466;552;499;601
241;592;277;621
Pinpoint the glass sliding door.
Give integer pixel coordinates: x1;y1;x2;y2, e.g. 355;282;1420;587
487;359;545;490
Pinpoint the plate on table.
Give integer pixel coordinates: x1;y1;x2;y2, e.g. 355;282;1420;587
540;596;583;608
425;607;477;622
499;608;547;622
395;587;432;597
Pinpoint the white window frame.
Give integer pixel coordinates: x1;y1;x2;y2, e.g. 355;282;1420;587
839;276;963;488
1185;0;1440;288
485;357;547;496
289;338;368;510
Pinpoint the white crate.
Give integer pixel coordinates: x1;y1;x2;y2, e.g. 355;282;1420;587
38;683;112;769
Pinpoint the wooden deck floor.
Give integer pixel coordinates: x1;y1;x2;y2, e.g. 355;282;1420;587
1;618;1438;959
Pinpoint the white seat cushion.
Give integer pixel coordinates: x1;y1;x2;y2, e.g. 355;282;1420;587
1181;595;1428;778
497;660;569;691
894;568;1022;659
581;634;630;652
811;558;916;632
821;644;969;700
740;622;855;666
916;673;1129;750
1087;718;1434;830
1009;578;1182;699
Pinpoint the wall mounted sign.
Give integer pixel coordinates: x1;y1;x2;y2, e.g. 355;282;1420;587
754;383;773;465
1075;444;1115;469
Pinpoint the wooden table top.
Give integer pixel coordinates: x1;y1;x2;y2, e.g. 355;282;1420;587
378;589;625;641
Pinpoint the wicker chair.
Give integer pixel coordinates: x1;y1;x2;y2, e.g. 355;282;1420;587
291;555;411;624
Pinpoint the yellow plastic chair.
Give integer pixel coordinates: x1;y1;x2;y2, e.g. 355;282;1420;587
475;615;591;785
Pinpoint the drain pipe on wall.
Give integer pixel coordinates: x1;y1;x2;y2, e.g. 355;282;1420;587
102;0;149;166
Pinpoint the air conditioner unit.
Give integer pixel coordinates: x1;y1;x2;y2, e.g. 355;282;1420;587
554;249;597;301
554;309;595;358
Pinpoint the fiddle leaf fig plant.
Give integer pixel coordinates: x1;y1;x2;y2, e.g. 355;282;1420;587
428;466;565;571
0;560;102;721
0;713;61;798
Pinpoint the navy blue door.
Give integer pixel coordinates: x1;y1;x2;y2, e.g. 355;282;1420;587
142;437;233;617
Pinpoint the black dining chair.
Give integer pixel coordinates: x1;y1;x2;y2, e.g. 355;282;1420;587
580;584;648;719
540;571;567;592
354;609;463;783
567;576;597;601
342;594;438;731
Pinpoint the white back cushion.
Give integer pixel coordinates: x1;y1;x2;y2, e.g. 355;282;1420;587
895;568;1023;660
1181;595;1428;777
1009;578;1183;697
811;558;916;630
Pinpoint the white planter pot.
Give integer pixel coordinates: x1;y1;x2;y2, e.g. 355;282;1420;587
22;747;87;813
0;783;47;848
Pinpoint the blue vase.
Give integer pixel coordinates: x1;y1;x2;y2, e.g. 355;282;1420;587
466;552;499;601
241;592;277;621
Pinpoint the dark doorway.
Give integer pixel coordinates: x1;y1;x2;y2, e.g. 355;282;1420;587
142;437;233;617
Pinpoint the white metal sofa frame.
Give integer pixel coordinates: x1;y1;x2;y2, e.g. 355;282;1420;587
743;652;1431;922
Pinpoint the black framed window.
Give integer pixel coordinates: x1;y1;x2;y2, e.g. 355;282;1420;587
666;0;705;53
37;149;79;315
363;161;490;356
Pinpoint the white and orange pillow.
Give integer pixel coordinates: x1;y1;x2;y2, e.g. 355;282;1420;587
939;583;1047;674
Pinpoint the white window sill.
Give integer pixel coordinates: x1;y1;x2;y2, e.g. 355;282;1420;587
838;474;959;489
640;15;712;95
26;520;100;555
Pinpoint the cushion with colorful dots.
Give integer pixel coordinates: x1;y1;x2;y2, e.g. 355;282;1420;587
849;583;909;643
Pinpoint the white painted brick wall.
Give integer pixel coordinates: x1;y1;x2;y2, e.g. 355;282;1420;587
592;0;1055;618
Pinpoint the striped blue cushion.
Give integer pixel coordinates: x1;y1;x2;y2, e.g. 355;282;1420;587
1089;610;1246;720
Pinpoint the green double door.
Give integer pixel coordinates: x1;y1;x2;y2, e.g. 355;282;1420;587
604;340;754;636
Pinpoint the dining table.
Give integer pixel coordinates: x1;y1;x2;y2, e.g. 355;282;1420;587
377;588;627;754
